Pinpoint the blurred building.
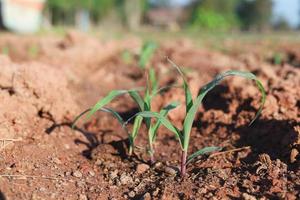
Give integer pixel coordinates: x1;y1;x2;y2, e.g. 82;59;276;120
0;0;45;33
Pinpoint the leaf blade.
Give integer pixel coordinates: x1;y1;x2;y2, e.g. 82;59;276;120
150;101;180;142
125;111;183;149
186;146;222;165
139;41;157;68
167;58;193;112
85;88;143;122
183;70;266;151
72;107;129;134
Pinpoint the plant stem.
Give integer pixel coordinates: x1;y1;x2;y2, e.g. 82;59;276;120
180;150;187;177
128;145;133;156
150;153;155;165
149;142;155;165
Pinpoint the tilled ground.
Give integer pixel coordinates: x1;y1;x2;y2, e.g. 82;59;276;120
0;32;299;200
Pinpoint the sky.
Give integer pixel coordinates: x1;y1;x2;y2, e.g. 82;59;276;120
166;0;300;27
273;0;299;27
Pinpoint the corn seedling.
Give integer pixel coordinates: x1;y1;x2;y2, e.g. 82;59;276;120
72;88;143;156
126;60;266;177
139;41;157;69
2;46;9;55
28;44;39;58
72;68;178;162
139;68;179;163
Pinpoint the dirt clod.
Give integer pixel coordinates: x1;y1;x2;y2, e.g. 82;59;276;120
136;163;150;174
73;170;83;178
242;193;257;200
119;173;133;185
163;166;177;176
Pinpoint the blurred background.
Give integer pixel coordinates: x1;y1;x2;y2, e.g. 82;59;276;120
0;0;299;34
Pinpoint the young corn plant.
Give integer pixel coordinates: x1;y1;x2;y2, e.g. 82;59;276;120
72;88;144;156
139;41;157;69
72;68;178;163
126;60;266;177
139;68;179;163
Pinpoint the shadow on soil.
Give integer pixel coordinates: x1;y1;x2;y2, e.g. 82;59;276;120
45;121;130;160
0;191;6;200
199;84;299;167
235;119;298;166
202;84;231;113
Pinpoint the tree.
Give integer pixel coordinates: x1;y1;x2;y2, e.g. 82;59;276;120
45;0;148;29
237;0;273;31
189;0;240;31
273;16;291;31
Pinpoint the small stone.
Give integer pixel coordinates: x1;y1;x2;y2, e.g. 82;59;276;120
53;157;62;164
242;193;257;200
119;173;133;185
109;170;118;180
65;171;71;176
88;170;95;177
136;163;150;174
143;192;151;200
290;148;299;163
79;194;88;200
164;166;177;176
76;181;85;188
94;159;102;166
152;188;160;197
154;162;162;168
116;180;121;186
128;191;135;198
73;170;82;178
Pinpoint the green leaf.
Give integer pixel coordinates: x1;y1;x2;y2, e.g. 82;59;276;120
150;84;181;99
149;68;158;94
186;146;222;165
131;115;143;140
182;70;266;151
167;58;193;112
143;89;152;128
72;107;128;134
128;90;144;111
139;41;157;68
150;101;180;142
125;111;183;148
85;88;142;122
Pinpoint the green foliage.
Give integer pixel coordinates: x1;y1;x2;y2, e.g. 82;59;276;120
73;67;177;162
237;0;273;30
139;41;158;69
72;88;143;156
46;0;148;27
130;59;266;176
121;50;133;64
273;53;282;65
191;8;238;31
186;146;222;164
190;0;240;31
2;46;9;55
28;45;39;58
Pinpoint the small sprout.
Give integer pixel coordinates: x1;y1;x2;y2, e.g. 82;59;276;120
28;44;39;58
72;88;144;156
121;50;133;64
273;52;283;65
72;68;177;162
2;46;9;55
129;59;266;177
142;68;179;163
139;41;157;69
